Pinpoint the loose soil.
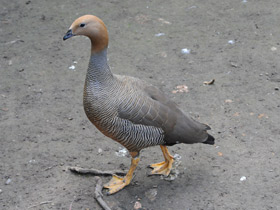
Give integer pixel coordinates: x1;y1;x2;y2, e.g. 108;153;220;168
1;0;280;209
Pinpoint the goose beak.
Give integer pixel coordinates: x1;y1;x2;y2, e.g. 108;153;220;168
63;29;74;40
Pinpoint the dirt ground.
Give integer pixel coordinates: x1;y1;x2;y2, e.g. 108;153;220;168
1;0;280;209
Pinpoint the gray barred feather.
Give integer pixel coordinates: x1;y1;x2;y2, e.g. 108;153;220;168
83;49;165;152
83;49;213;153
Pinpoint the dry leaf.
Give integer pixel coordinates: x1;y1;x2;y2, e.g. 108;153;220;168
172;85;188;94
158;18;171;25
203;79;215;85
258;113;265;119
218;152;223;156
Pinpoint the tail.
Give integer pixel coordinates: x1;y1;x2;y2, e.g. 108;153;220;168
203;134;215;145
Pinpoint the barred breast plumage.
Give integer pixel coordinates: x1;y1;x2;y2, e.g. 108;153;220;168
63;14;215;195
83;50;165;152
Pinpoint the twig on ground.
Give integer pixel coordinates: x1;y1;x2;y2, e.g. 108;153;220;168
94;177;111;210
27;201;52;209
69;197;75;210
43;164;57;171
68;166;126;176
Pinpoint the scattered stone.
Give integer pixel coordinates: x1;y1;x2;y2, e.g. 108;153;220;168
0;189;2;193
41;15;46;21
5;178;11;185
155;33;165;37
69;65;75;70
271;47;277;51
134;201;142;209
115;147;128;157
275;87;279;91
98;148;103;154
181;48;191;54
173;154;182;160
240;176;246;181
228;40;235;44
225;99;233;103
230;62;238;68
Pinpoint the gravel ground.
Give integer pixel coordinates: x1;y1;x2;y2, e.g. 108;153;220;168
1;0;280;209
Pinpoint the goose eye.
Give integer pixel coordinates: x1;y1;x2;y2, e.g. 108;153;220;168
79;23;86;27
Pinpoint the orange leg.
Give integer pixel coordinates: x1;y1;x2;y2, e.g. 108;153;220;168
149;145;174;176
104;152;139;195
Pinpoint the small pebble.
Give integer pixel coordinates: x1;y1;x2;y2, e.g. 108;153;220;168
240;176;246;181
228;40;235;44
271;47;277;51
173;154;182;160
115;147;128;157
181;48;191;54
5;178;11;185
98;148;103;153
69;65;75;70
134;201;142;209
275;87;279;91
155;33;165;37
0;189;2;193
225;99;233;103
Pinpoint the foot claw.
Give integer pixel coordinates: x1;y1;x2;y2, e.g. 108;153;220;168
149;161;166;168
149;158;174;176
103;174;128;195
103;174;124;188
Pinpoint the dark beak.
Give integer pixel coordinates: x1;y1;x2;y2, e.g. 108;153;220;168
63;29;74;40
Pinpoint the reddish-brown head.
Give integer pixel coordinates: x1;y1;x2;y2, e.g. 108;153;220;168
63;15;109;54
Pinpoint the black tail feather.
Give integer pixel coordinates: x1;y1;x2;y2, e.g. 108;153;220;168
203;134;215;145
